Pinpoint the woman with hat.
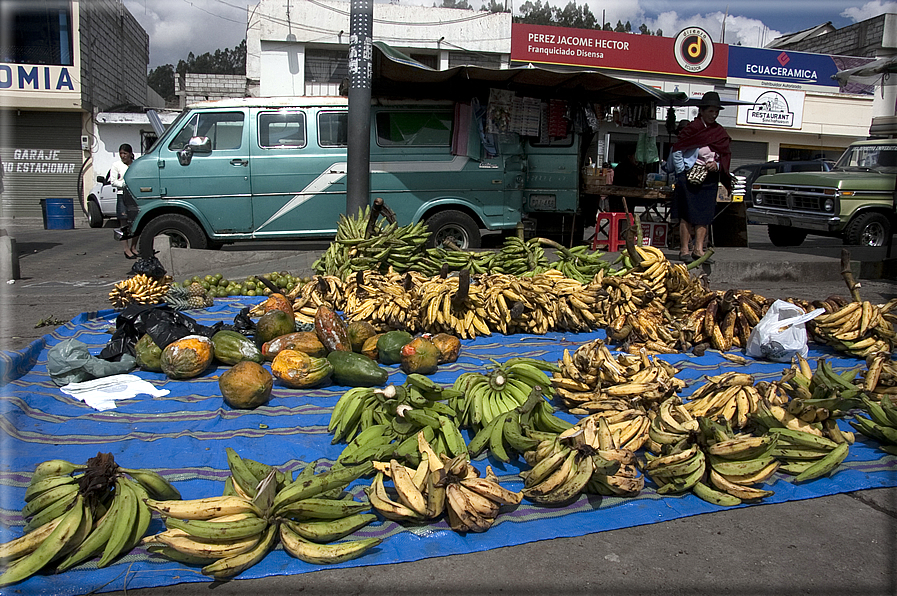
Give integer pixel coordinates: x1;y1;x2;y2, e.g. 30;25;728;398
668;92;733;263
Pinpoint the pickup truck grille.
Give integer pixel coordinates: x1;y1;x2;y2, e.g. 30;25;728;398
753;184;833;212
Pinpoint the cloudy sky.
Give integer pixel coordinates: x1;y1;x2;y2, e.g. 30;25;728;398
122;0;897;68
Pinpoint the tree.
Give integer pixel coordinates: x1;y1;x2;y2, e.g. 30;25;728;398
656;28;663;36
440;0;471;8
481;0;508;12
638;23;651;35
147;64;175;101
624;21;631;33
603;22;612;31
614;20;625;32
175;40;246;79
516;0;555;25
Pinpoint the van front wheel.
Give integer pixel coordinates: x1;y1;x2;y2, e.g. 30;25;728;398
138;214;209;257
425;210;481;250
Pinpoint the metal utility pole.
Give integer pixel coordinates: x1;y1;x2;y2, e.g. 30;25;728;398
347;0;373;217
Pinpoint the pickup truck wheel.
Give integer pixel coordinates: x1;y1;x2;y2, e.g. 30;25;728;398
845;212;890;247
138;214;208;257
767;225;807;247
426;210;481;250
86;198;103;228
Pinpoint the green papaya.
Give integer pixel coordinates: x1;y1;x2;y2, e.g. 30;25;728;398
377;330;413;365
134;333;163;372
255;309;296;347
212;330;264;365
327;351;389;387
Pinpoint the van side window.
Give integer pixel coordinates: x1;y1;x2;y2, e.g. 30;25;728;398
318;111;348;147
168;112;244;151
375;111;452;147
259;111;306;148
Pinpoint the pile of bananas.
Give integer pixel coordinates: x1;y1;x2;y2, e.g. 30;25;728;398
285;275;347;323
450;358;565;432
428;247;496;275
417;273;492;338
489;236;550;276
551;339;685;414
750;396;854;446
809;300;897;358
765;427;850;480
329;376;466;465
522;417;643;504
147;458;376;576
540;240;611;283
682;372;759;430
0;454;180;586
861;351;897;399
314;206;432;278
108;274;171;308
466;389;570;463
366;433;522;532
850;396;897;456
343;270;426;331
678;289;771;353
775;355;864;424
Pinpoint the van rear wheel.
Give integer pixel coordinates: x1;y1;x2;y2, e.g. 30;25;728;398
425;210;481;250
138;214;209;257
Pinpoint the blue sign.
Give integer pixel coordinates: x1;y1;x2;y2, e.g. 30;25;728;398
727;46;849;91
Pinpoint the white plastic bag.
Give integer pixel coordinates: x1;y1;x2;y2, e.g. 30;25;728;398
745;300;825;362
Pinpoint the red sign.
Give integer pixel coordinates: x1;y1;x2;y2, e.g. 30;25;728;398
511;24;728;80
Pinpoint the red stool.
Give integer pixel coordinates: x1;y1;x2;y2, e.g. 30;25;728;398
592;212;635;252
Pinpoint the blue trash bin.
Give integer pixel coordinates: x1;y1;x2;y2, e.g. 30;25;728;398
40;198;75;230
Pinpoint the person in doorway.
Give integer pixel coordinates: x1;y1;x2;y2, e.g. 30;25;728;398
668;93;732;264
109;144;139;259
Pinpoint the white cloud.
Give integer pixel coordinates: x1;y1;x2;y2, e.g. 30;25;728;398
640;10;782;47
841;0;897;22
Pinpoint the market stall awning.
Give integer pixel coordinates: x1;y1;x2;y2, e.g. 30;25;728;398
371;41;687;105
832;55;897;87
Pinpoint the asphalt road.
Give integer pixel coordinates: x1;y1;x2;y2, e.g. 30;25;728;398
0;217;895;595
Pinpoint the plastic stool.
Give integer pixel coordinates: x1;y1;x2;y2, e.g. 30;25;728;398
592;212;635;252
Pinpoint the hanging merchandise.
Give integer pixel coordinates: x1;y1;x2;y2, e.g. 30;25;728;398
486;88;514;134
635;131;660;164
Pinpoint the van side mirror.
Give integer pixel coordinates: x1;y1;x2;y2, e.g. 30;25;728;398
177;136;212;166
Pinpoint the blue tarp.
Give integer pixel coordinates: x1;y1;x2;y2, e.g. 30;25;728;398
1;299;894;594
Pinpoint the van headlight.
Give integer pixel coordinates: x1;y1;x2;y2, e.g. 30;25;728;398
823;198;834;212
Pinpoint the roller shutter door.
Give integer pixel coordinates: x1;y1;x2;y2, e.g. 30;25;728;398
730;140;768;170
0;111;84;218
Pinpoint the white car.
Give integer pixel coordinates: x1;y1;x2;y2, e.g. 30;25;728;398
84;173;120;228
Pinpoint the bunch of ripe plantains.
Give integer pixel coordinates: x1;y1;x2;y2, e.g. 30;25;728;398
108;273;172;308
809;298;897;358
522;416;644;504
328;375;467;466
551;338;684;416
145;449;379;578
0;453;180;586
450;357;571;438
366;432;522;532
861;351;897;400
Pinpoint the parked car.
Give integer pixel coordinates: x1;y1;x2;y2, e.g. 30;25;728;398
733;159;834;205
83;172;119;228
747;122;897;247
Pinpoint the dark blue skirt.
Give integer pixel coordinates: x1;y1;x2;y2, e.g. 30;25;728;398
670;171;718;226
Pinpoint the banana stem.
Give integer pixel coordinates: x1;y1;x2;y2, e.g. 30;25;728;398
687;249;714;270
839;248;863;302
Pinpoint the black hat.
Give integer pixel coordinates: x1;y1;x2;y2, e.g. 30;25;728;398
698;91;724;110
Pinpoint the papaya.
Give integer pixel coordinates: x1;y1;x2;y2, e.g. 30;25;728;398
271;349;333;388
400;336;440;375
255;309;296;347
346;321;378;353
134;333;163;372
327;350;389;387
212;330;264;366
314;305;352;352
361;333;384;361
161;335;214;379
430;333;462;364
219;361;273;409
261;331;327;360
263;292;294;318
377;330;413;365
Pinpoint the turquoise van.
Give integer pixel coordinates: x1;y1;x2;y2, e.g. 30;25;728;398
124;97;534;255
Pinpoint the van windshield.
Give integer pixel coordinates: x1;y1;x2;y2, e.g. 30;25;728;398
834;144;897;173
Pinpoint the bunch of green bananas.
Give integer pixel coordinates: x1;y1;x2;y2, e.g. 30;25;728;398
538;239;611;284
850;396;897;456
751;393;856;447
777;355;865;419
424;247;495;275
0;455;180;586
450;357;565;433
490;236;550;276
314;206;432;277
764;427;850;481
329;375;467;465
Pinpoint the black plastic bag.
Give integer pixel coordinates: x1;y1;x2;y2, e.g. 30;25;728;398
130;251;167;279
98;304;220;360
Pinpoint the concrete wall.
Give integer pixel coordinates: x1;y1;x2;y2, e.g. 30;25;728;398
184;73;247;106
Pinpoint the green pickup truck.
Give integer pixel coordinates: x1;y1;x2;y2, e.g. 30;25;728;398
747;129;897;247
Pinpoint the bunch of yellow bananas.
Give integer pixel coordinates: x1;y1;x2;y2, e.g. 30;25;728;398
862;351;897;398
286;275;346;323
810;299;897;358
108;274;171;308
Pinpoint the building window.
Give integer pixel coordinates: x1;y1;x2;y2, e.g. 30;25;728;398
305;49;349;85
1;0;74;66
448;51;502;69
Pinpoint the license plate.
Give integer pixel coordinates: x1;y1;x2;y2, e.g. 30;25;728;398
528;194;556;210
775;216;791;226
